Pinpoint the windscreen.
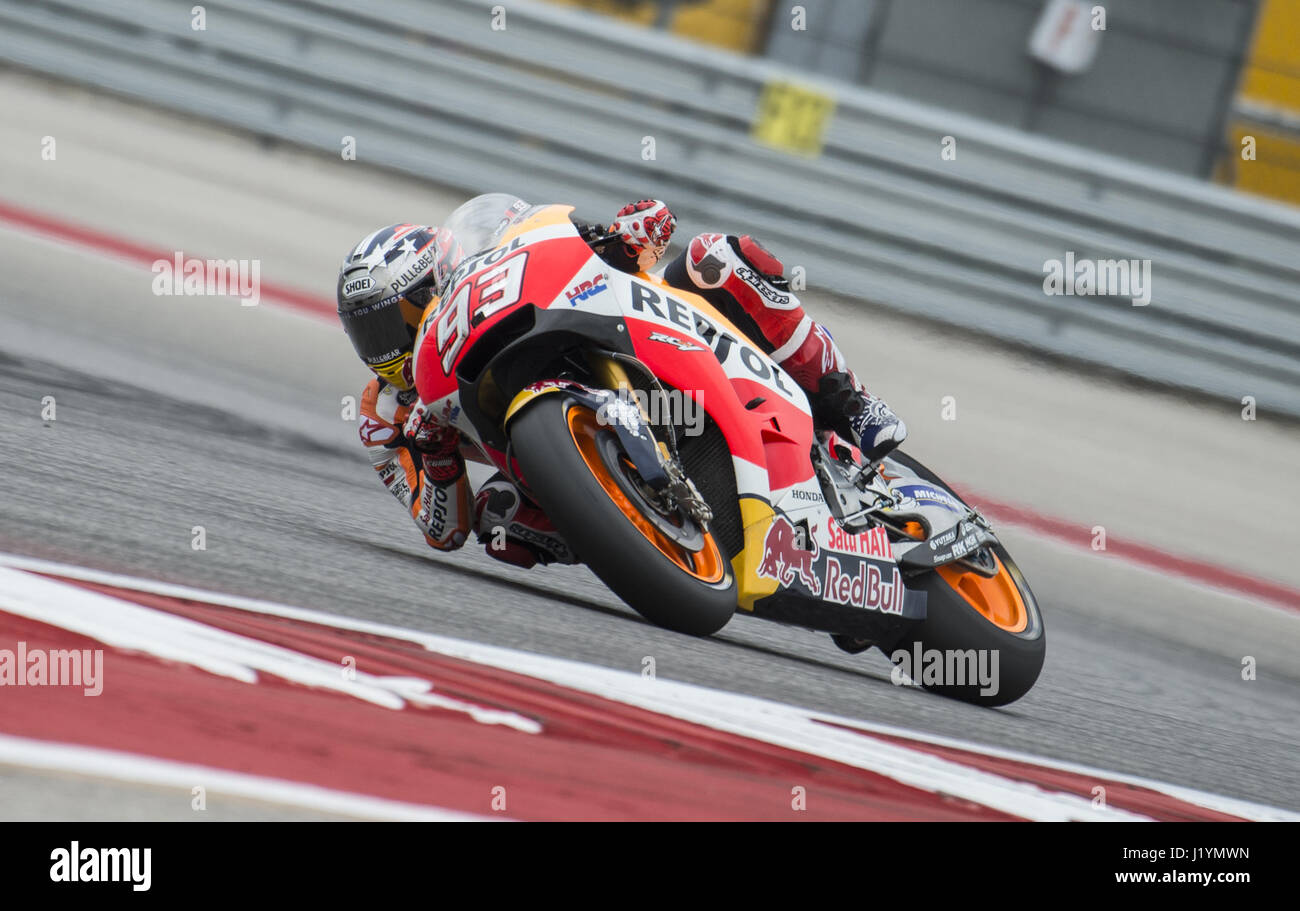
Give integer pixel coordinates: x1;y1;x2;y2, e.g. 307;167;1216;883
441;193;530;261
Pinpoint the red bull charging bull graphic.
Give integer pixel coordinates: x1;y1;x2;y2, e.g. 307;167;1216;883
758;517;904;614
757;516;822;595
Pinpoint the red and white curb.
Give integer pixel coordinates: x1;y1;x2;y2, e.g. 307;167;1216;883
1;553;1293;822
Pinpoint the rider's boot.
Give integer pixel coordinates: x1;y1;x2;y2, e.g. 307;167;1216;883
475;473;579;569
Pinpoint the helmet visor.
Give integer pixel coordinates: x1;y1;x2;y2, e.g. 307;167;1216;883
339;295;414;371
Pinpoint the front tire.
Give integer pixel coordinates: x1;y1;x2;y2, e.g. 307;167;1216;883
882;452;1045;706
509;395;737;636
887;543;1045;706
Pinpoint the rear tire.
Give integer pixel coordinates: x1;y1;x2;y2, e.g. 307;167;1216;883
510;395;737;636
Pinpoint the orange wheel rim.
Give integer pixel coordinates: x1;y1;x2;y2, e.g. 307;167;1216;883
936;552;1029;633
567;406;725;584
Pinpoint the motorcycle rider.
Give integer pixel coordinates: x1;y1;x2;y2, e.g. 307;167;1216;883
337;199;906;567
337;221;576;569
575;200;907;462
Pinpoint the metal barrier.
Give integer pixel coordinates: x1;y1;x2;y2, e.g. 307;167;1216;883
2;0;1298;415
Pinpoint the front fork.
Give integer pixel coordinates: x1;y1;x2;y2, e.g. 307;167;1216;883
586;352;713;529
588;353;672;461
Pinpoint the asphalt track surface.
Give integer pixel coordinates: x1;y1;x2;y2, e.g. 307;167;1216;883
1;72;1297;816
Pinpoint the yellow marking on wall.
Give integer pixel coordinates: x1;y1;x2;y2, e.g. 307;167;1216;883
544;0;657;27
671;0;771;53
1226;123;1300;204
1239;0;1300;109
543;0;773;54
751;81;836;157
1223;0;1300;204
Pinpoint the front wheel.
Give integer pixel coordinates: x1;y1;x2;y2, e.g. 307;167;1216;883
886;543;1045;706
509;395;737;636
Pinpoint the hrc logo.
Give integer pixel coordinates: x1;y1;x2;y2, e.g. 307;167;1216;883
565;278;607;305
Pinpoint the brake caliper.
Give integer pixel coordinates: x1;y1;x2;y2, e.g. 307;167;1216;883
662;460;713;530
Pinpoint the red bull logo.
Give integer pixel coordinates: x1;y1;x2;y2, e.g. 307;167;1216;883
823;557;907;615
757;517;821;595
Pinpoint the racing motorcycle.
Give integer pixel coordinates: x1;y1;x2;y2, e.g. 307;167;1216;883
413;194;1045;706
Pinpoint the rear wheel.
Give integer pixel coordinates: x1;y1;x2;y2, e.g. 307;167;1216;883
509;395;736;636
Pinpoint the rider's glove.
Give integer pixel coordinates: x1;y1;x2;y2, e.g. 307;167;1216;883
610;199;676;270
403;401;457;456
